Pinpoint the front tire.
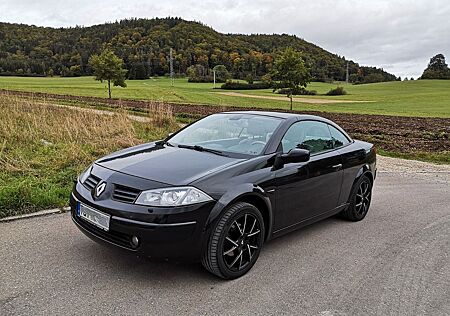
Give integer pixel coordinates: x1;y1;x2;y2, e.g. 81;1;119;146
341;175;372;221
202;202;265;279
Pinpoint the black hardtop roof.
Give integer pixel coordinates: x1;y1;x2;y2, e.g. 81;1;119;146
221;110;328;121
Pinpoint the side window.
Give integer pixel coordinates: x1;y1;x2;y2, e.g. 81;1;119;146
328;125;351;148
281;121;333;154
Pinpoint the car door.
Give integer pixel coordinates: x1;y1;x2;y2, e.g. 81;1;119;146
273;120;343;231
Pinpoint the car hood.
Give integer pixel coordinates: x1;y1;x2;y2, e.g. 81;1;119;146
96;142;244;185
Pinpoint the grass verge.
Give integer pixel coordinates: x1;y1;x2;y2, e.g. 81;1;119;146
377;149;450;164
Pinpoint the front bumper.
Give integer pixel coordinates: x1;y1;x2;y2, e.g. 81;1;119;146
70;181;215;262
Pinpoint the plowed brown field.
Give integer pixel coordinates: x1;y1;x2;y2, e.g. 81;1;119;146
2;89;448;156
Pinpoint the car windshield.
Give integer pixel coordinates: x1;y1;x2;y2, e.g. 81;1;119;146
169;113;283;156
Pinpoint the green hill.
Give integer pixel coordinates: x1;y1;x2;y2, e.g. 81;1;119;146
0;18;396;83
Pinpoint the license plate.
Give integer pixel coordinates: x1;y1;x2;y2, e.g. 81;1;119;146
77;202;110;231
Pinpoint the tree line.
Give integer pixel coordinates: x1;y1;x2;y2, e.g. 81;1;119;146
0;18;398;83
420;54;450;79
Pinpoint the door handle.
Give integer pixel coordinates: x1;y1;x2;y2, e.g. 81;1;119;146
332;164;343;170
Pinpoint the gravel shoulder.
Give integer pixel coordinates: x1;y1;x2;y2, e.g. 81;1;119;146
377;155;450;184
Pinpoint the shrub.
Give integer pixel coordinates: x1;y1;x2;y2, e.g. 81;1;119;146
188;76;225;83
220;81;271;90
362;73;384;84
245;74;254;84
187;64;207;78
61;65;82;77
261;74;272;84
0;72;46;77
276;87;317;95
326;86;347;96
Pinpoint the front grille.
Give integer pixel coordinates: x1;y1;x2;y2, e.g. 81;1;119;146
83;174;101;190
112;184;141;203
74;215;134;249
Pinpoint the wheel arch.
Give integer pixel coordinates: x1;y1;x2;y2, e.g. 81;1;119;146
231;194;272;241
348;164;374;201
205;184;274;242
364;169;374;185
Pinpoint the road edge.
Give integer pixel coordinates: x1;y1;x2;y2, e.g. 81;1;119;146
0;207;71;223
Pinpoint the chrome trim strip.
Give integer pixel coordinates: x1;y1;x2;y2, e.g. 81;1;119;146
112;216;196;228
71;192;79;202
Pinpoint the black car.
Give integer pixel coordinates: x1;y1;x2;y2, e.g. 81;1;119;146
71;111;376;279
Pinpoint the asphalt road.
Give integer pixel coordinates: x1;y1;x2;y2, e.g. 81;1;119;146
1;171;449;315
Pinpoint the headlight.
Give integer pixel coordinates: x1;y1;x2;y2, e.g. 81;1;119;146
78;164;92;183
135;187;213;206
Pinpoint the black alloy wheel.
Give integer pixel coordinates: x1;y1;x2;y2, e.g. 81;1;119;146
355;180;371;217
202;202;265;279
222;212;262;272
341;175;372;221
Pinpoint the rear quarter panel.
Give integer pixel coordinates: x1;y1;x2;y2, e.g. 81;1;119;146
338;140;376;205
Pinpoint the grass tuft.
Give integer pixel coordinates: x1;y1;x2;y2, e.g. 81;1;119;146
147;102;175;127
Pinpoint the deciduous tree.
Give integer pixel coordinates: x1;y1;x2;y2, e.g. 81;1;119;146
212;65;230;81
89;50;127;98
421;54;450;79
271;48;311;110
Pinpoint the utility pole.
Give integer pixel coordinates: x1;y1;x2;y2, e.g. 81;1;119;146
169;48;174;87
346;61;349;84
148;47;153;78
213;69;216;88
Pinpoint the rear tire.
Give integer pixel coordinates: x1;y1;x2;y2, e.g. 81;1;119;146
341;175;372;221
202;202;264;279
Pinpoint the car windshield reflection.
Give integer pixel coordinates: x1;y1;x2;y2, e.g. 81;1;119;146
169;113;283;156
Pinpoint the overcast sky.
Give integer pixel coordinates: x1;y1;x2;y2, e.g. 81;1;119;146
1;0;449;78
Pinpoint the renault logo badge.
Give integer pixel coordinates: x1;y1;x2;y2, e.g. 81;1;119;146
95;182;106;197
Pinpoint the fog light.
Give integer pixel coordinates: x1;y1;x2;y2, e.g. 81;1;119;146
131;236;140;248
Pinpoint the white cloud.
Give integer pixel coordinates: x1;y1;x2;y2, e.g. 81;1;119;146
1;0;449;78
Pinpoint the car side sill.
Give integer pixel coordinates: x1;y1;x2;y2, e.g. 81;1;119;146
271;203;349;239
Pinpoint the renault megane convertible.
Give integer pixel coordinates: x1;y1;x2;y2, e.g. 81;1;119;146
71;111;376;279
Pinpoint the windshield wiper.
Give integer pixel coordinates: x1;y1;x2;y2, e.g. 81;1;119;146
177;144;228;157
157;140;174;147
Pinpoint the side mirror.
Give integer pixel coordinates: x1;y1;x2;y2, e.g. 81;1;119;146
273;148;310;170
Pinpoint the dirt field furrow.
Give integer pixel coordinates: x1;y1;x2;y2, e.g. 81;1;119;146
1;89;449;155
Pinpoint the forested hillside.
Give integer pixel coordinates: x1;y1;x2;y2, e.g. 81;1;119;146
0;18;397;83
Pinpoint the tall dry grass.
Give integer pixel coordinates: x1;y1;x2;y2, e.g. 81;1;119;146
146;102;175;127
0;94;144;173
0;94;176;216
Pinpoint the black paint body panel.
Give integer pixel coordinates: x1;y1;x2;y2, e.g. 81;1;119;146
71;111;376;262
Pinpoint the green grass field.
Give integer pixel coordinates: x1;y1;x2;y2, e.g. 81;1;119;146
0;76;449;117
